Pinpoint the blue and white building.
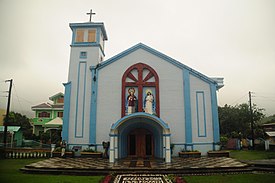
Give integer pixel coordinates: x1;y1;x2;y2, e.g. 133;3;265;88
62;20;224;163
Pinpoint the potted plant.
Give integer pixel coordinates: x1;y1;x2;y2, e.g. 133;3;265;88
207;150;230;157
52;147;74;158
178;149;201;158
170;144;175;155
219;136;228;150
80;148;102;158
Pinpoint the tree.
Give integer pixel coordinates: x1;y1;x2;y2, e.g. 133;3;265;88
218;103;265;139
4;111;33;139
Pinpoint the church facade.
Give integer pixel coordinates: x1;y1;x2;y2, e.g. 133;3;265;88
62;21;224;163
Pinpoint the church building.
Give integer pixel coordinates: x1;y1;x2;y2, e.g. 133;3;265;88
62;19;224;163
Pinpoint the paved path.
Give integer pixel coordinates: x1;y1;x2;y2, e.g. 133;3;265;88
21;157;249;175
244;159;275;166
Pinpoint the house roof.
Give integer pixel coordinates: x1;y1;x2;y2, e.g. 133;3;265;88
263;123;275;126
98;43;224;89
0;126;21;132
266;131;275;137
31;103;63;110
51;104;64;109
32;103;52;109
49;92;64;101
44;117;63;127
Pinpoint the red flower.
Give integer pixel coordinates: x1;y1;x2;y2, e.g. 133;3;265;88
175;176;186;183
102;175;112;183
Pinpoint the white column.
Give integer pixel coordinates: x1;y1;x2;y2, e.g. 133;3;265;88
165;135;171;163
163;135;166;159
265;140;270;151
109;136;115;163
114;136;118;159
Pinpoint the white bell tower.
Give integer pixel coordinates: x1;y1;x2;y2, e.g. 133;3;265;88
62;11;108;147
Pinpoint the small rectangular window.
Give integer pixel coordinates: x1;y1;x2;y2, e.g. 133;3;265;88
80;51;87;59
88;30;96;42
76;29;84;42
38;112;50;118
57;112;63;118
57;97;64;103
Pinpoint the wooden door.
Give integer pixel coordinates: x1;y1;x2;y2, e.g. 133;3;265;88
128;128;153;157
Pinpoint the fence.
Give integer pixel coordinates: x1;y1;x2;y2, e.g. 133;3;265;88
1;148;51;159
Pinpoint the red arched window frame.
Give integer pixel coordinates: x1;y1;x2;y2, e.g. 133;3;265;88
122;63;160;117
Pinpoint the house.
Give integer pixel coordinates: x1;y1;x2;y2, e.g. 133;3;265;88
263;123;275;144
62;20;224;163
0;126;23;147
31;93;64;136
0;109;6;126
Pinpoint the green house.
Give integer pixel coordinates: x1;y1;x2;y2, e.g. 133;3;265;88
0;126;23;147
31;93;64;136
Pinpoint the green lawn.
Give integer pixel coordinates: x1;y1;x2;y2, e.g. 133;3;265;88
230;150;275;160
0;159;104;183
1;152;275;183
183;150;275;183
184;174;275;183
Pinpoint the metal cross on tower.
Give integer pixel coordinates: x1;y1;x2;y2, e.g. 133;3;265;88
87;9;96;22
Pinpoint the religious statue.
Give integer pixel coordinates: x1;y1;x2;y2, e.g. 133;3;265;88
127;88;137;114
102;141;110;159
60;140;66;158
144;89;154;114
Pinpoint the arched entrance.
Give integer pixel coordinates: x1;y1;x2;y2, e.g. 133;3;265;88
109;112;171;163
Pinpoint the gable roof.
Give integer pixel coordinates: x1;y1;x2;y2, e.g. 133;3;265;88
44;117;63;127
49;92;64;101
31;102;63;110
98;43;222;87
32;103;52;109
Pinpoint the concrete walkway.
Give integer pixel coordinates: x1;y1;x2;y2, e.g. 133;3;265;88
241;159;275;172
21;157;250;175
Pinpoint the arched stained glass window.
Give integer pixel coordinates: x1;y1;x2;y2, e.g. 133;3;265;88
121;63;160;117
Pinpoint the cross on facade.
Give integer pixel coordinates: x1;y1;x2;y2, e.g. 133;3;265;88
87;9;96;22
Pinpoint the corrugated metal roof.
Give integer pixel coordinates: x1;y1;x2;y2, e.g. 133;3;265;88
44;117;63;126
0;126;21;132
266;131;275;137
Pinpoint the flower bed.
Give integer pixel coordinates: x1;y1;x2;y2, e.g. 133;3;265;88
178;151;201;158
207;150;230;157
52;151;74;158
80;152;102;158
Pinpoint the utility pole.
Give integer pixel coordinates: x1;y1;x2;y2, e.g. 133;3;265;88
3;79;13;148
249;91;254;150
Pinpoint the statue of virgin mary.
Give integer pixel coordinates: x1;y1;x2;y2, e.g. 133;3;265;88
144;89;154;114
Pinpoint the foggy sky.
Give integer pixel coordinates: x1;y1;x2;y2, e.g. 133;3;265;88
0;0;274;117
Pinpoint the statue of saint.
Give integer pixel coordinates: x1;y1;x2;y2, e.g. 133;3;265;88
144;90;154;114
102;141;110;158
127;88;137;114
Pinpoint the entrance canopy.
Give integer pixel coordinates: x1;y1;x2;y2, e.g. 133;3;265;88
111;112;170;133
109;112;171;163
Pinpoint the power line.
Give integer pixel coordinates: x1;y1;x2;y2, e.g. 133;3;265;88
16;95;34;105
254;92;275;96
230;93;248;105
12;83;23;114
253;97;275;102
253;93;275;102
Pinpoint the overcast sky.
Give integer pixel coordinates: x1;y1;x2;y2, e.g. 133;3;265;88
0;0;274;117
